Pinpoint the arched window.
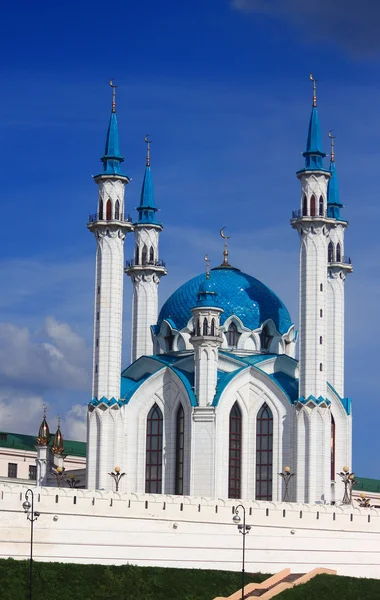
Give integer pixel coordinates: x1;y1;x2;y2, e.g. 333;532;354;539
320;283;323;292
310;195;316;217
196;319;201;336
99;199;103;220
328;242;334;263
115;200;120;220
203;318;208;336
145;404;163;494
331;415;335;481
134;246;139;265
164;331;175;352
256;403;273;501
320;336;323;344
106;199;112;220
210;319;215;336
142;245;147;265
302;194;307;216
149;247;155;264
175;405;185;495
227;322;240;348
319;196;324;216
228;402;242;499
336;243;341;262
260;325;272;351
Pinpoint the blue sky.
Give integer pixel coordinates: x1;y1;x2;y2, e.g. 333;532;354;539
1;0;380;477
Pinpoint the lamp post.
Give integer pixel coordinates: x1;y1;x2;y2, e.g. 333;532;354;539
356;492;372;509
338;466;357;505
52;466;66;488
279;466;294;502
232;504;251;600
108;466;125;492
22;488;40;600
66;473;80;488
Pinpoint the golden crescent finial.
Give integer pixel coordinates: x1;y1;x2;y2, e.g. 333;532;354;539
42;404;46;418
56;414;60;427
309;73;317;107
220;226;231;240
109;79;117;113
144;134;151;166
204;255;210;279
220;227;231;266
328;130;336;162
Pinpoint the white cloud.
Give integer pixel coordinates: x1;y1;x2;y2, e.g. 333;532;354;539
62;403;87;442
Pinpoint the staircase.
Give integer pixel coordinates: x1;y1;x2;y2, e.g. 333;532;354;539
213;568;337;600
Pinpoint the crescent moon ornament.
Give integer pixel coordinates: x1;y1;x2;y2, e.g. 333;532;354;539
109;79;117;88
220;227;231;240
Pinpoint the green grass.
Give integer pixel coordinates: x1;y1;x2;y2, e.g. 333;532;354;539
0;559;267;600
276;573;380;600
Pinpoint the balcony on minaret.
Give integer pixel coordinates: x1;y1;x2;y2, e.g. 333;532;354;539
88;212;132;225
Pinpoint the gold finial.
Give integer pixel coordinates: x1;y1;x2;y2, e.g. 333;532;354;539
109;79;117;113
204;255;210;279
309;73;317;107
144;134;151;166
220;227;231;266
37;404;50;446
42;403;46;418
328;130;336;162
52;415;64;455
56;414;60;428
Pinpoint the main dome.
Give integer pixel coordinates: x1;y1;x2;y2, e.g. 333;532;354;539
157;266;292;334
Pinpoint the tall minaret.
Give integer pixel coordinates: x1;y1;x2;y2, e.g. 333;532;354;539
326;133;353;397
87;83;132;490
291;75;332;503
125;136;167;362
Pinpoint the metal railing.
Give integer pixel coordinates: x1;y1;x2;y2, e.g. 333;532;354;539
291;209;328;219
330;255;352;265
125;258;166;269
88;213;132;224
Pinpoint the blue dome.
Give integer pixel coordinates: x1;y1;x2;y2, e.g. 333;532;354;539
157;266;292;334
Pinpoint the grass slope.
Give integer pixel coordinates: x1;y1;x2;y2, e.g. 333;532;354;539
276;574;380;600
0;559;267;600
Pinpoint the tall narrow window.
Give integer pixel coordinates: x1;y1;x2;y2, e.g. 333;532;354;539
227;322;240;347
310;195;316;216
142;245;147;264
202;318;208;335
149;247;154;263
302;194;307;216
328;242;334;262
164;332;175;352
134;246;139;265
145;404;163;494
260;325;272;351
319;196;324;216
196;319;201;336
331;415;336;481
210;318;215;336
336;243;341;262
106;199;112;220
256;403;273;501
115;200;120;220
175;405;185;495
228;402;242;499
99;199;103;220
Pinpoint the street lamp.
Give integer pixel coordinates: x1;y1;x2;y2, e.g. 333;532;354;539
22;488;40;600
232;504;251;600
356;492;372;509
108;466;125;492
338;466;358;505
66;473;80;488
279;466;294;502
52;466;66;488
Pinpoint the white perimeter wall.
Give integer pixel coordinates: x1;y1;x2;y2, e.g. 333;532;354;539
1;484;380;579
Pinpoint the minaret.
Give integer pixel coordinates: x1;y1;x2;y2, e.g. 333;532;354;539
190;258;223;407
35;406;50;487
326;132;353;397
291;75;331;503
51;417;65;470
87;82;132;491
125;136;167;362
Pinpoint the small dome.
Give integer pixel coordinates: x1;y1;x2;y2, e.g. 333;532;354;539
52;424;64;455
195;277;222;309
158;266;292;333
37;416;50;446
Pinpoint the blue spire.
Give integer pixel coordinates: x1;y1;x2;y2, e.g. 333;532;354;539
96;82;128;178
301;75;327;171
136;136;160;225
327;134;343;219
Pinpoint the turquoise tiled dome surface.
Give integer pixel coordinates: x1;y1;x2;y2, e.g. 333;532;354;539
157;266;292;334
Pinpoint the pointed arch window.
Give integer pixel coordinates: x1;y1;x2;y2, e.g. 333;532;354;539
115;200;120;220
210;318;215;336
142;245;147;265
134;246;139;265
256;403;273;501
106;199;112;221
196;319;201;336
228;402;242;499
149;247;155;264
302;194;307;217
227;322;240;348
328;242;334;263
336;243;341;262
319;196;324;216
175;404;185;495
310;195;316;217
260;325;272;351
331;414;336;481
145;404;163;494
99;199;103;220
203;318;208;336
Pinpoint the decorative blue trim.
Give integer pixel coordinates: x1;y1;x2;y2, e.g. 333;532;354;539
327;382;352;415
212;367;249;406
297;395;331;407
89;396;123;407
302;106;326;170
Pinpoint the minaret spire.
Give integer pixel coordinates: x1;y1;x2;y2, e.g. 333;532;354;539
110;78;117;113
310;72;317;107
145;134;151;166
301;74;326;171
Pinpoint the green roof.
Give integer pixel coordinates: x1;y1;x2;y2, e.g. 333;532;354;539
354;476;380;494
0;431;86;458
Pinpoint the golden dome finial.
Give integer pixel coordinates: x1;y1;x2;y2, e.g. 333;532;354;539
310;73;317;107
328;130;336;162
52;414;64;455
204;255;210;280
220;227;231;267
37;404;50;446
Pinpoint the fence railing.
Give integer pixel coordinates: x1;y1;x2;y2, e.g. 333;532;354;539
125;258;166;269
88;213;132;224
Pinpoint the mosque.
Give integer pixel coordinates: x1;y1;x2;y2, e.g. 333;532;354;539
33;78;353;505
